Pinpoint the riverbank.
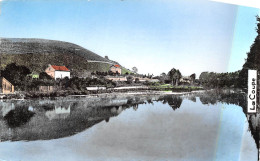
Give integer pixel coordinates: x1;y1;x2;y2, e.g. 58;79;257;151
0;87;206;100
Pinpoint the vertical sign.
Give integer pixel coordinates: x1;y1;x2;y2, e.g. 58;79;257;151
248;70;257;113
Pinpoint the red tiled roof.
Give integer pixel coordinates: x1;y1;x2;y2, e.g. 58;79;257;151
114;64;120;68
51;65;70;71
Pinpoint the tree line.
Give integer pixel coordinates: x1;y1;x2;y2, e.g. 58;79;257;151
199;71;240;88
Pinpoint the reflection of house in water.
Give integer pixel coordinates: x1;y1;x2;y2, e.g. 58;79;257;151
45;104;71;120
108;99;128;106
110;106;123;115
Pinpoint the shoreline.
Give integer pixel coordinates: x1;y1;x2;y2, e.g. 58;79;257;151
0;89;206;100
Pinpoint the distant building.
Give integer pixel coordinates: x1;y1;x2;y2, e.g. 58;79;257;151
45;64;70;80
86;86;106;91
106;76;127;82
0;77;15;94
39;86;54;93
180;76;191;84
179;75;195;85
110;64;121;74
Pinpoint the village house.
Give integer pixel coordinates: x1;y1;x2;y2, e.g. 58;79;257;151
45;64;70;80
110;64;121;74
39;86;55;93
0;77;15;94
179;76;195;85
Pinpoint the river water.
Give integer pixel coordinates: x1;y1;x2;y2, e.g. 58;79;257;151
0;92;258;161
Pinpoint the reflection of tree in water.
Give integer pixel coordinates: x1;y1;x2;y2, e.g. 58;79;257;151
147;99;153;105
199;96;218;105
192;90;260;153
247;116;260;149
133;104;139;111
0;96;149;141
158;95;183;110
194;90;246;112
188;96;196;103
4;107;35;128
0;91;254;145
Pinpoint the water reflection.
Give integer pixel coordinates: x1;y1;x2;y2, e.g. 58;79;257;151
0;91;258;161
4;107;35;128
0;95;184;141
45;104;71;120
184;90;260;157
158;95;183;110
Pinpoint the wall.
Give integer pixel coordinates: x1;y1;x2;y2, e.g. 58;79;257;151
45;66;55;78
54;71;70;79
1;78;14;94
110;67;121;74
39;86;54;93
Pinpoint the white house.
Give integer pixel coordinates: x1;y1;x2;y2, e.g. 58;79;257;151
45;64;70;80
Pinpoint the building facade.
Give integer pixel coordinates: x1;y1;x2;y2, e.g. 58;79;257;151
39;86;54;93
45;65;70;80
110;64;121;74
0;77;15;94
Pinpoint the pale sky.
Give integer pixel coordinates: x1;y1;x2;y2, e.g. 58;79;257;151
0;0;259;77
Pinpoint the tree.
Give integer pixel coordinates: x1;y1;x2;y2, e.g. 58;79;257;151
239;16;260;88
1;63;31;85
39;72;52;80
199;72;209;85
105;56;109;60
132;67;138;74
173;70;181;86
190;73;196;85
167;68;182;86
199;71;240;88
126;76;134;84
135;78;140;83
159;72;169;83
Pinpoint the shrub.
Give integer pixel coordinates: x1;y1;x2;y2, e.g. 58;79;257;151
127;76;134;84
135;78;140;83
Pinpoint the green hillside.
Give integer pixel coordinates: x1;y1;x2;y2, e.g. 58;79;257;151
0;38;123;74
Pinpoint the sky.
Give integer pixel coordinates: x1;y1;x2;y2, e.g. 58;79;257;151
0;0;259;77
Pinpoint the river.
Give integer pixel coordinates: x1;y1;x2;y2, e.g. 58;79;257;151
0;91;258;161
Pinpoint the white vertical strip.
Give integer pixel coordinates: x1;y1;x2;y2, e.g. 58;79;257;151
211;0;260;9
248;70;257;113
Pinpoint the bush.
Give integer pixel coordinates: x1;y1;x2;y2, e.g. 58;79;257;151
127;76;134;84
39;72;53;80
135;78;140;83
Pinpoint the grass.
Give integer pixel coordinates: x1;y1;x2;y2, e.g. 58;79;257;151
121;67;133;75
150;83;203;91
86;62;110;72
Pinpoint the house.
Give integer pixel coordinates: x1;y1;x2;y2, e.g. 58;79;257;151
45;64;70;80
0;77;15;94
179;75;195;85
179;76;192;84
39;86;54;93
110;64;121;74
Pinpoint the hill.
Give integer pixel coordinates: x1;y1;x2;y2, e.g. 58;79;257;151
0;38;129;75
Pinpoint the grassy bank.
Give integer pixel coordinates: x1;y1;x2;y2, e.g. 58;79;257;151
150;83;203;92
